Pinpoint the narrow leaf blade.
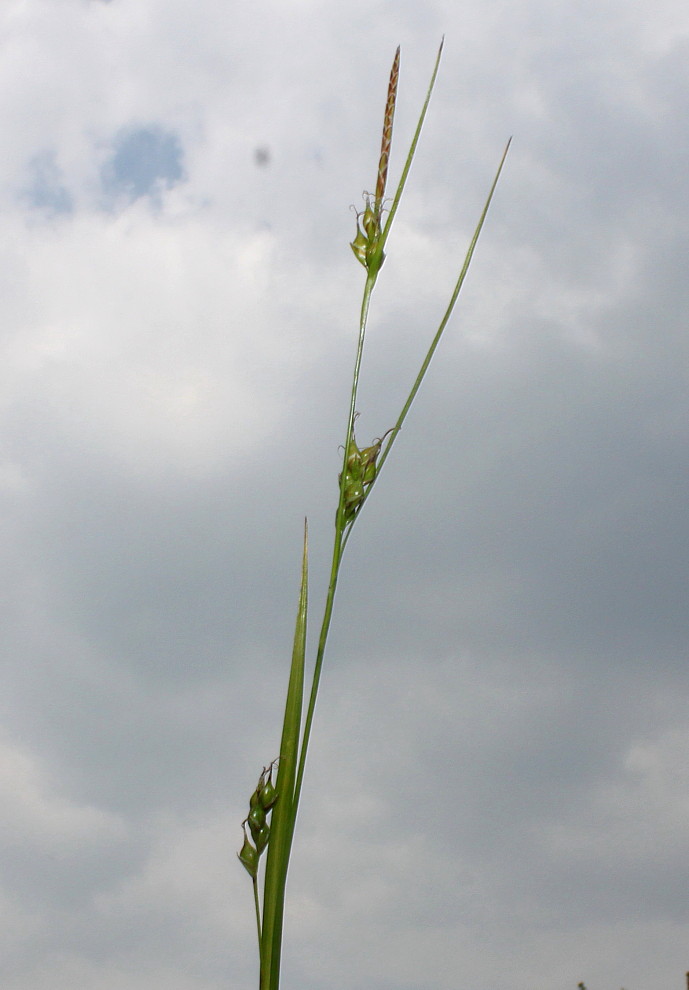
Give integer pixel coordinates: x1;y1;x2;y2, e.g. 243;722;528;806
260;521;308;990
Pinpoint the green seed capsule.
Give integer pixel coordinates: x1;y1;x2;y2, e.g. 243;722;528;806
350;226;369;267
238;829;258;878
255;823;271;855
360;428;396;484
345;472;364;501
365;240;384;269
362;460;377;485
259;777;277;811
249;767;268;810
362;203;378;241
345;437;363;474
359;443;381;484
343;473;365;519
247;803;266;843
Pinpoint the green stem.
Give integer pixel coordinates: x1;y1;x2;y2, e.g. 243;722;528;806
291;269;376;823
253;876;262;946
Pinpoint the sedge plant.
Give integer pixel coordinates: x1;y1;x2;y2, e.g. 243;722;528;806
238;40;510;990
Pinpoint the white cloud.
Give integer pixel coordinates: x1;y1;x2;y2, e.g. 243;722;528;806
1;0;688;988
0;737;125;845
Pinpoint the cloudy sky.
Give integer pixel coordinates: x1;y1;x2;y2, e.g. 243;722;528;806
1;1;688;989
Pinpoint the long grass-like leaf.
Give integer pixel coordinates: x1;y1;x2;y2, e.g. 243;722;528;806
378;137;512;471
343;137;512;541
260;521;308;990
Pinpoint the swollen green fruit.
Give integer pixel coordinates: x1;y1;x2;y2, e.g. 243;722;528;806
238;827;258;879
362;203;377;240
255;823;271;856
359;441;382;484
248;803;266;843
350;225;369;266
259;776;277;811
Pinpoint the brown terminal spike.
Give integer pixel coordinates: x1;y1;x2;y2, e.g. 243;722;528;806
374;45;400;215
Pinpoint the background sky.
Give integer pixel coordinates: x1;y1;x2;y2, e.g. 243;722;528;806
1;1;688;989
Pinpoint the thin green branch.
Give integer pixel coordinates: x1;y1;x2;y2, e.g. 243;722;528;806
342;136;512;546
253;877;262;946
291;266;375;820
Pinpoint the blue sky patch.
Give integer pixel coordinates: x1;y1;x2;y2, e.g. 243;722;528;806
101;125;185;204
23;150;73;215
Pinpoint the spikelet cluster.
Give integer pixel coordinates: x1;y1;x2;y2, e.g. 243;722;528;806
350;197;385;270
339;426;395;521
238;762;279;879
